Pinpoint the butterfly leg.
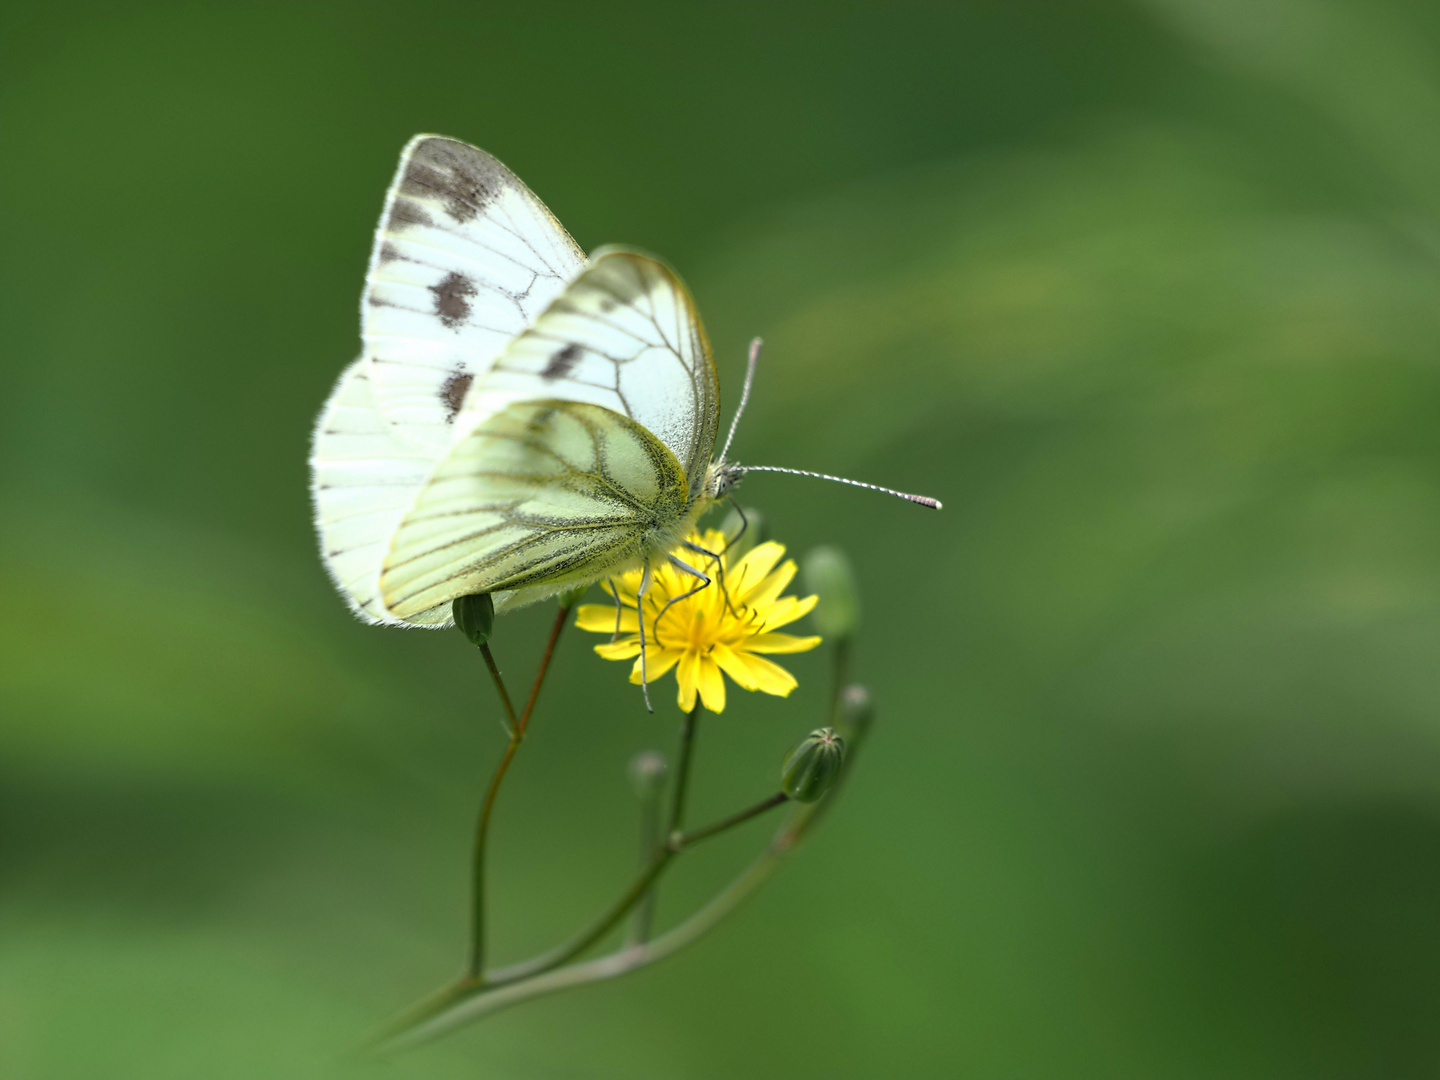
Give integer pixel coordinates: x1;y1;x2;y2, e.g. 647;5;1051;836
681;540;740;621
654;555;713;642
721;497;748;556
636;563;654;714
606;576;623;642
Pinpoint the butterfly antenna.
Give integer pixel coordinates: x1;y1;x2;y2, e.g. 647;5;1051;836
636;564;654;713
739;466;942;509
719;337;763;464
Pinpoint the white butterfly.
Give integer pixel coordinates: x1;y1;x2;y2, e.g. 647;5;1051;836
311;135;937;638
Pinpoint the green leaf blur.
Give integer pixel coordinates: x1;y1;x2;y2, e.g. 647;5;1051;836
5;2;1440;1077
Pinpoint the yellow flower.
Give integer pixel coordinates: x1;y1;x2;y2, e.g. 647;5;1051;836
575;529;823;713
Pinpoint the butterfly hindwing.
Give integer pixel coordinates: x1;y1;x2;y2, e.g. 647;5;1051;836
459;249;720;503
363;136;587;451
379;400;691;618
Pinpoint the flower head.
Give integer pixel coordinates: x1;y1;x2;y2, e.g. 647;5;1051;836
576;529;822;713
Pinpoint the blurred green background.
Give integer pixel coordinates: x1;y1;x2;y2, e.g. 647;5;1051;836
5;1;1440;1076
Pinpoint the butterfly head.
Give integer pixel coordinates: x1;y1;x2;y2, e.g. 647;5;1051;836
705;458;746;501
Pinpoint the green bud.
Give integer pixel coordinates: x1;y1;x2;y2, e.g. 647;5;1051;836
803;546;861;640
718;505;766;562
628;750;668;800
780;727;845;803
836;684;874;740
452;593;495;647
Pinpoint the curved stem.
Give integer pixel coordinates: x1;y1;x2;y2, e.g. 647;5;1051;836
485;845;675;986
478;643;518;735
678;792;788;847
666;705;701;836
627;786;663;946
517;605;572;738
486;703;703;986
467;604;573;978
376;799;820;1053
377;793;802;1053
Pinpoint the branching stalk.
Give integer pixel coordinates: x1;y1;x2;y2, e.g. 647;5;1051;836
376;790;803;1052
375;619;864;1056
467;603;573;978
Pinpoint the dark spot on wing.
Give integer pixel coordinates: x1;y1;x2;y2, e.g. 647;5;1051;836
378;242;404;263
389;198;433;229
401;138;508;224
430;271;478;329
439;370;473;422
542;343;582;381
598;297;617;313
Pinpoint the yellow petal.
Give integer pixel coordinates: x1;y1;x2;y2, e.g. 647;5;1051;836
711;642;760;690
576;604;638;634
745;559;798;610
627;646;681;685
675;649;705;712
731;542;787;600
740;631;823;655
730;651;799;697
751;593;817;632
696;656;727;713
596;637;641;660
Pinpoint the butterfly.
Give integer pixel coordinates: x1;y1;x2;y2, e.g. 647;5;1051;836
310;135;937;650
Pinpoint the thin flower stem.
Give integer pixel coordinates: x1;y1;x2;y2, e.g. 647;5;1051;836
620;789;786;945
830;637;852;721
482;847;674;987
677;792;788;846
517;604;573;737
625;702;699;946
478;643;519;735
627;794;662;946
667;704;701;836
467;603;573;979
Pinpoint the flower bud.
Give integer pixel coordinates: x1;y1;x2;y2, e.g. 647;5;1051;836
803;546;860;640
719;505;766;562
628;750;668;800
453;593;495;647
837;684;874;740
780;727;845;803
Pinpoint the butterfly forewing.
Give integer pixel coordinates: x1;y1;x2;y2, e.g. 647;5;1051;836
316;139;725;626
310;358;453;626
379;401;690;618
458;249;720;502
362;136;587;451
